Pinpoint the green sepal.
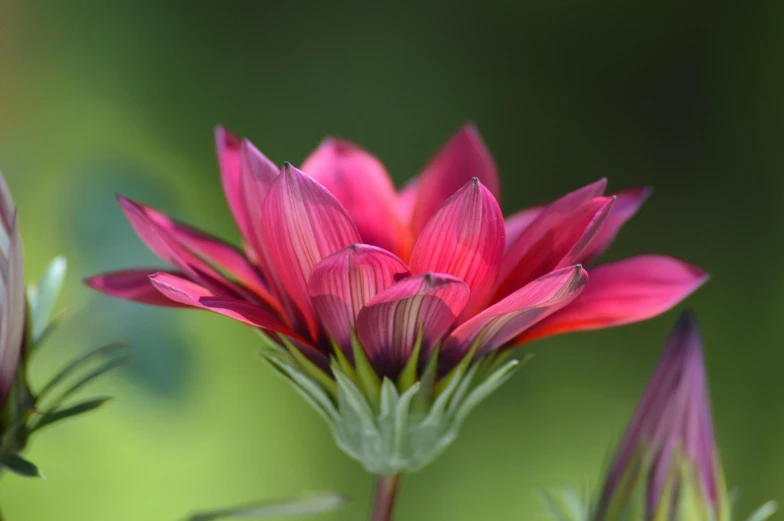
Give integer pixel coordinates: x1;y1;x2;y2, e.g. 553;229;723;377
260;329;522;474
744;502;777;521
350;331;381;406
184;492;348;520
278;335;337;399
396;329;424;392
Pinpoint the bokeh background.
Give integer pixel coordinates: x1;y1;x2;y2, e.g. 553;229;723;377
1;1;782;520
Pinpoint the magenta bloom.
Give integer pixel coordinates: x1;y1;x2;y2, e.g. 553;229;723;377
594;312;726;520
86;124;706;378
0;174;25;409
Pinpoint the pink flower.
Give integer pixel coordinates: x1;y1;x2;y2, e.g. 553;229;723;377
0;173;25;409
86;124;707;378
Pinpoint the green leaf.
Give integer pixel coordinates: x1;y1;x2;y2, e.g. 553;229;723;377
32;396;112;432
185;492;348;521
745;502;777;521
37;342;128;401
0;453;44;478
44;354;132;409
27;256;67;343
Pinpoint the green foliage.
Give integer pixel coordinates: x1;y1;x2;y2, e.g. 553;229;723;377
184;492;348;520
258;332;521;475
0;256;129;477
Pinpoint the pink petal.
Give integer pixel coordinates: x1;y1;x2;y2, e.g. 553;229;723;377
301;138;412;259
0;213;24;402
85;270;189;307
117;196;258;303
443;265;588;363
0;173;15;237
355;273;469;377
581;187;651;264
139;200;274;304
397;177;419;223
236;138;279;261
504;205;543;252
215;126;248;238
409;124;501;237
495;195;615;299
500;179;607;279
149;272;303;341
308;244;410;352
261;163;362;339
518;255;709;343
409;178;505;319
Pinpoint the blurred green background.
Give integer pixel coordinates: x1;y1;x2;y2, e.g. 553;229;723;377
1;1;782;520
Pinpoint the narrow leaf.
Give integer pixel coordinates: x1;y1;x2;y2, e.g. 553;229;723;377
37;342;128;400
32;396;112;432
186;492;348;521
0;453;44;478
28;256;67;343
44;355;132;409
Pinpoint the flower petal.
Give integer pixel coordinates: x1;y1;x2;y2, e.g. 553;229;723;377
117;196;259;303
262;163;362;339
85;270;189;307
236;138;279;259
215;126;249;238
397;177;419;223
504;205;542;252
581;187;651;264
355;273;469;377
409;124;501;237
495;195;614;299
503;178;607;264
149;272;302;340
308;244;410;352
409;178;505;319
518;255;709;343
139;199;273;302
443;265;588;363
302;138;412;259
0;212;24;402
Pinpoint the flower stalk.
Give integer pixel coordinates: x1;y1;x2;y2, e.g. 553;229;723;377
370;474;401;521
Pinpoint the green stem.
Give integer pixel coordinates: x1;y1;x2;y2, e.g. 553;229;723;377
369;474;402;521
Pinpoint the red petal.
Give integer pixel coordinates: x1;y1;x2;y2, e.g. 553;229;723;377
117;196;265;305
443;265;587;363
149;273;302;341
504;205;542;252
409;178;505;319
308;244;410;352
518;255;709;343
496;194;614;299
85;270;189;307
302;138;412;259
409;124;501;237
397;177;419;224
215;126;249;238
355;273;469;377
261;163;362;339
581;187;651;264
